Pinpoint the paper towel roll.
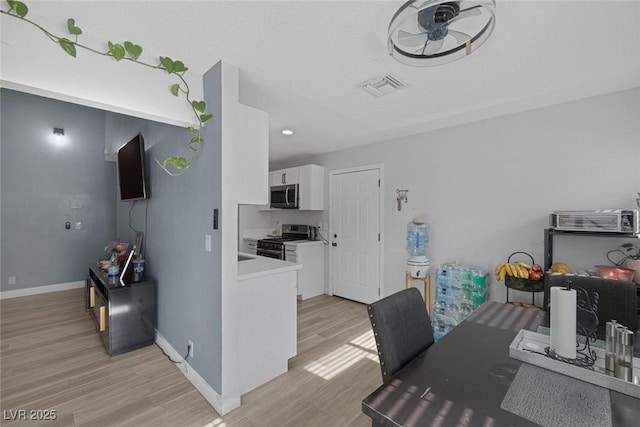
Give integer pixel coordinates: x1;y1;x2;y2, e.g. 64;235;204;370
550;286;577;359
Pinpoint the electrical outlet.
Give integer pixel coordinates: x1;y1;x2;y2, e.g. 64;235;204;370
8;276;16;285
188;340;194;358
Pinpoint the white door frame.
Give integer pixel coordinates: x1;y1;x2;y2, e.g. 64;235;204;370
328;163;385;300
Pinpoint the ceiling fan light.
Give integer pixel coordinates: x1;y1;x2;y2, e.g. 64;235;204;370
388;0;496;67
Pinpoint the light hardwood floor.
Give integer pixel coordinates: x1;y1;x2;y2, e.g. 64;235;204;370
1;289;381;426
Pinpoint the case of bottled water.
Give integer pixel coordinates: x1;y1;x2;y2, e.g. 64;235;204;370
432;261;490;341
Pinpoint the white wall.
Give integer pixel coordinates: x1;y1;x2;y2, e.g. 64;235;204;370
269;88;640;306
237;206;323;240
1;13;202;129
220;62;271;402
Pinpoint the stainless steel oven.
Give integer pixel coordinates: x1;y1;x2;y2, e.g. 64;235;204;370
270;184;299;209
257;224;309;259
256;240;285;259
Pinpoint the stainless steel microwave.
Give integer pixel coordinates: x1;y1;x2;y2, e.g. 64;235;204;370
270;184;299;209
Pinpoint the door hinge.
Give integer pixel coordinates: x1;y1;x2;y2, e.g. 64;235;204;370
378;288;381;296
378;233;380;241
378;179;380;187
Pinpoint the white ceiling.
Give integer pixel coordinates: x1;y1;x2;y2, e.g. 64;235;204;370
6;1;640;162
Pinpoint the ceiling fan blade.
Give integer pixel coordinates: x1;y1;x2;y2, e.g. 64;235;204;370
448;29;471;44
417;38;444;55
448;6;482;25
398;29;430;47
459;5;483;15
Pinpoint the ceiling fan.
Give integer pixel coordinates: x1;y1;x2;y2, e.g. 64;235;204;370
388;0;496;66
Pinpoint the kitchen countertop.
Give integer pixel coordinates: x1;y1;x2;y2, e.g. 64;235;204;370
283;240;325;247
237;252;301;281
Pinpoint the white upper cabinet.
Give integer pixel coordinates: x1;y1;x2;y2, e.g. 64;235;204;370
234;107;269;205
270;167;300;186
298;164;324;210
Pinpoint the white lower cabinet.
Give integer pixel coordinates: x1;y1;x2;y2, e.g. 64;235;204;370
285;241;325;300
243;238;257;254
236;268;297;395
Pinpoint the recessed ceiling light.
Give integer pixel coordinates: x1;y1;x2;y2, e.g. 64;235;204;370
281;129;294;135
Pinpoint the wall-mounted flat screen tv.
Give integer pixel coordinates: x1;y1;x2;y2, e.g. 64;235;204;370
117;133;149;201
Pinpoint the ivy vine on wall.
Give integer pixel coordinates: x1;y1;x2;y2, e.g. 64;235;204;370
1;0;211;176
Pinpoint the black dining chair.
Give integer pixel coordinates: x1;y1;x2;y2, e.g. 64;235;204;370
367;287;435;382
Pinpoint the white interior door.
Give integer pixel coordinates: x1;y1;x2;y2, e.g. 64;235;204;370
330;167;381;304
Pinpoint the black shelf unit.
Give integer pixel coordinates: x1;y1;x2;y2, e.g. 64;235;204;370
544;228;640;272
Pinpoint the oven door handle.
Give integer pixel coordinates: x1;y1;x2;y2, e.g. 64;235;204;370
257;248;284;259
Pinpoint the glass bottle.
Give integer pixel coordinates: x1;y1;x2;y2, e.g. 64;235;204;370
107;251;120;276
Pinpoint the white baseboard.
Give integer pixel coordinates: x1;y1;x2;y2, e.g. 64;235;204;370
154;332;241;416
0;281;85;300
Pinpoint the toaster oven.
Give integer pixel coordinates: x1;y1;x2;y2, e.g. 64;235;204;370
549;209;639;234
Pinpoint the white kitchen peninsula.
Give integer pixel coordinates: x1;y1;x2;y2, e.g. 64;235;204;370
235;253;301;395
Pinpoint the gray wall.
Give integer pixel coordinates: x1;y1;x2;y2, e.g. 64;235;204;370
105;110;178;248
1;89;116;290
108;63;223;392
1;66;224;391
269;88;640;305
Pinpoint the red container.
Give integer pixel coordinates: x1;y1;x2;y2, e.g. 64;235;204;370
594;265;636;281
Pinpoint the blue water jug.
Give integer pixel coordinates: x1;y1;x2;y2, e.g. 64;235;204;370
406;218;429;257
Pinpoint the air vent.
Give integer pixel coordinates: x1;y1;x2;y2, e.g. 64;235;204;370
359;73;406;97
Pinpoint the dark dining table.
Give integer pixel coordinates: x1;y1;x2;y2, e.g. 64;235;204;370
362;300;640;427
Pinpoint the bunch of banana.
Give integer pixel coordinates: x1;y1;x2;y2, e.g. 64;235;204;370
494;262;531;281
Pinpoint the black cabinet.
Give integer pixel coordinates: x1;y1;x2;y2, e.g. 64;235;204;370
85;265;157;356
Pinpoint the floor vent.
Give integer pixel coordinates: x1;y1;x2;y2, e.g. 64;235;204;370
359;73;406;97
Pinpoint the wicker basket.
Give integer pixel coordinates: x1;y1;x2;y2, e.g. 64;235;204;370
504;251;544;292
